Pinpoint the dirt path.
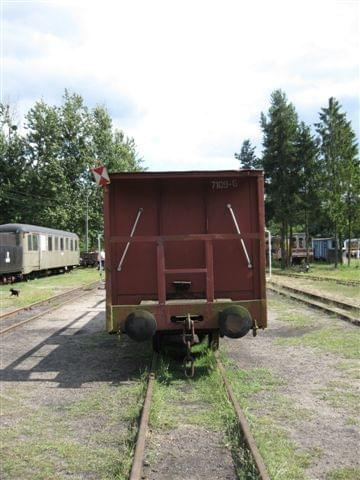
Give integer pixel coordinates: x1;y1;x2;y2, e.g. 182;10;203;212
223;292;360;480
0;287;152;479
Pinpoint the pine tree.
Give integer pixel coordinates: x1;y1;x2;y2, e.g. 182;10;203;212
260;90;299;268
315;97;359;267
295;122;320;263
234;139;261;169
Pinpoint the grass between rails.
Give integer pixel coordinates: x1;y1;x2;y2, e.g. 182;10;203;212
149;344;319;480
150;346;260;479
0;268;100;311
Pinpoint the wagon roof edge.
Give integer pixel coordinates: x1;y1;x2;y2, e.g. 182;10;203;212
109;169;264;180
0;224;79;238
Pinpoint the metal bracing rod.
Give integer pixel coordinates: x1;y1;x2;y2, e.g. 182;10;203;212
226;204;252;269
117;208;143;272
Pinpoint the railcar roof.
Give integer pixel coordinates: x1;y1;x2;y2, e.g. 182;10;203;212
109;169;263;180
0;224;78;238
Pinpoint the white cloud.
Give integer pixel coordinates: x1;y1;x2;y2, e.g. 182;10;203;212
3;0;359;170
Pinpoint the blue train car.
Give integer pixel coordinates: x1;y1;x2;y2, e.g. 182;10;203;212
312;238;335;261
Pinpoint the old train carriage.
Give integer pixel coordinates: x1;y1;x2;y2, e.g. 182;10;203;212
0;224;80;283
104;170;267;351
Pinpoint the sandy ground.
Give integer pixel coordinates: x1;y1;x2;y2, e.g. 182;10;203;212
224;292;360;480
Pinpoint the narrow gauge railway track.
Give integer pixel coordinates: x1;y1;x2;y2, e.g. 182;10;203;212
271;272;360;287
130;352;270;480
267;281;359;326
0;280;100;335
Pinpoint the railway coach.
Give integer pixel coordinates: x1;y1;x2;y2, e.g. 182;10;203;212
104;170;267;354
0;223;80;283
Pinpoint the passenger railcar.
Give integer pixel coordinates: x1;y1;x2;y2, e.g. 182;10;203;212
104;170;267;351
271;233;313;264
0;224;80;283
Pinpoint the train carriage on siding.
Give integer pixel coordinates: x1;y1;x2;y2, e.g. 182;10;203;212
0;224;80;283
104;170;267;351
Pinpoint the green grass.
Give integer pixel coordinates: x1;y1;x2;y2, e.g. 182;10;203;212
326;467;360;480
0;379;147;480
150;348;260;479
273;260;360;281
0;268;100;311
314;381;359;413
276;325;360;359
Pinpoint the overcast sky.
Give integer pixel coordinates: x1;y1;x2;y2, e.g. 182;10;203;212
1;0;359;170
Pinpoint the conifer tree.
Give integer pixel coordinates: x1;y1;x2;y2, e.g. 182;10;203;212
260;90;299;268
315;97;359;267
234;139;261;169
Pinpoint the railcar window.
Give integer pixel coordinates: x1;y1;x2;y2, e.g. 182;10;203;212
65;238;69;250
70;239;73;251
299;238;304;248
27;235;32;250
32;234;38;250
60;238;64;251
75;239;78;250
55;237;59;250
48;236;53;251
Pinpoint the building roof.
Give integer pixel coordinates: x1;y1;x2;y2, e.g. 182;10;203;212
0;224;78;238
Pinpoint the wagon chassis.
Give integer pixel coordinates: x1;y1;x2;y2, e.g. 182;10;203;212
108;232;266;333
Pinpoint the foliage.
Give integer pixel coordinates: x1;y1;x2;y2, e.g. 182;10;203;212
260;90;300;267
0;91;143;248
234;139;261;169
315;97;359;266
240;91;358;269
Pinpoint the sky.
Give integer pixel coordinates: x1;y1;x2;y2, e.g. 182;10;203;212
1;0;359;171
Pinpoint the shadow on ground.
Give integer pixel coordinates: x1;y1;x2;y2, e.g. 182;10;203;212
0;299;152;388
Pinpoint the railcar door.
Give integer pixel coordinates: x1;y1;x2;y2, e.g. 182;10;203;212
24;233;40;274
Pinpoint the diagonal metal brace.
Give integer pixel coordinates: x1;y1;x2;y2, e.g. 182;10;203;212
227;204;252;269
117;208;144;271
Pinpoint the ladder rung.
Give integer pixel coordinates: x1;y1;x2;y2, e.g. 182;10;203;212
164;268;207;274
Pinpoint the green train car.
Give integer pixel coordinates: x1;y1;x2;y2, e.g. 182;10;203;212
0;224;80;283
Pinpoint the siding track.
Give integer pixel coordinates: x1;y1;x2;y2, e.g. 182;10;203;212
268;280;359;326
0;280;99;335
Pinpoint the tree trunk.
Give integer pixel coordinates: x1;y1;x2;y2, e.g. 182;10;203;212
281;221;286;269
347;218;351;266
305;209;310;265
289;224;293;266
334;223;338;268
339;232;343;265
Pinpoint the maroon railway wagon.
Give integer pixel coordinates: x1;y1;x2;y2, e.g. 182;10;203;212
104;170;267;352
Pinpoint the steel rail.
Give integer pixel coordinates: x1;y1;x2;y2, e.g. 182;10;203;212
271;272;360;287
0;281;99;335
267;284;359;326
0;280;99;321
129;352;158;480
268;280;359;314
216;354;270;480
